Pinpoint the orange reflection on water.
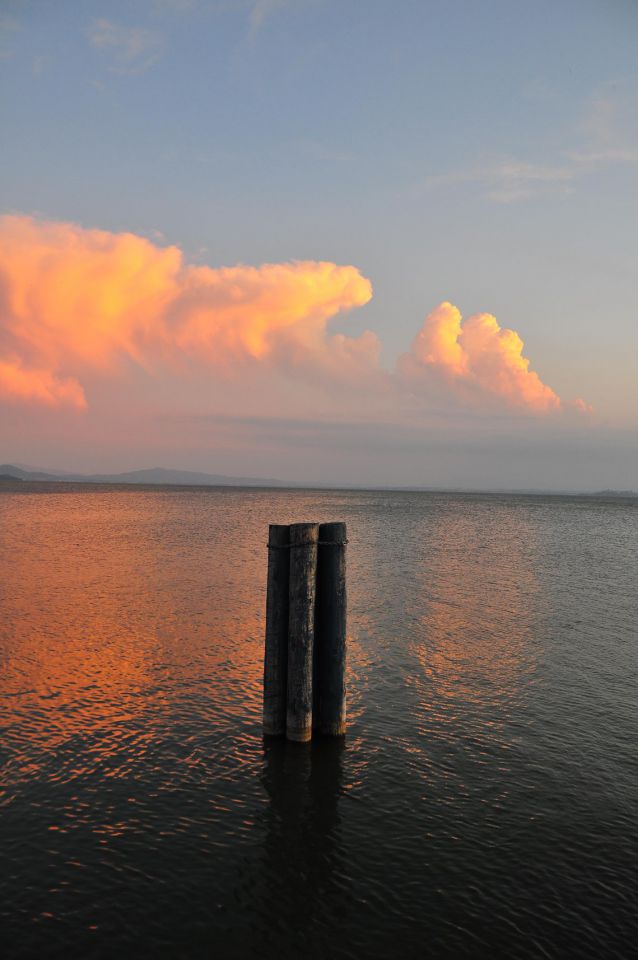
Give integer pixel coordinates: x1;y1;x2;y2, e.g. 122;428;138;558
0;490;267;791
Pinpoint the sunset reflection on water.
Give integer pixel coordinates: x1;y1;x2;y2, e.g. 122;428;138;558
2;487;638;960
0;489;267;798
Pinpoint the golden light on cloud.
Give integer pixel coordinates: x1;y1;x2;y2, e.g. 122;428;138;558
0;216;587;417
406;301;468;376
0;215;375;407
400;301;564;412
0;357;86;408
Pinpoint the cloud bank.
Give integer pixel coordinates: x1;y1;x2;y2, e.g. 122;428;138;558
0;215;375;408
0;215;585;417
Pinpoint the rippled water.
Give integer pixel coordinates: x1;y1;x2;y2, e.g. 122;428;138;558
1;486;637;959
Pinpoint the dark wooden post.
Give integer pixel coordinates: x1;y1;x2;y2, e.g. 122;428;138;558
314;521;347;736
286;522;319;742
263;524;290;736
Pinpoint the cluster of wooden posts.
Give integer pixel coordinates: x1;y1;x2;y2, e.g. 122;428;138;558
263;522;347;742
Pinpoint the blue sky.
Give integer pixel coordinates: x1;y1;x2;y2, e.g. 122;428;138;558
1;1;637;486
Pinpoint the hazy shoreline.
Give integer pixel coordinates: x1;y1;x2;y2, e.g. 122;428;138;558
1;474;636;500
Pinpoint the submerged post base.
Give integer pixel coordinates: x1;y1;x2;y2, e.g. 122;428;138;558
286;725;313;743
316;720;346;737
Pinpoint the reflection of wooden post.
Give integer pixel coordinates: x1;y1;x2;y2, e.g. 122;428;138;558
263;524;290;736
286;523;319;742
314;522;347;735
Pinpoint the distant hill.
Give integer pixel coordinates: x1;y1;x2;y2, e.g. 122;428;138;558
0;464;63;481
1;463;636;496
0;464;279;487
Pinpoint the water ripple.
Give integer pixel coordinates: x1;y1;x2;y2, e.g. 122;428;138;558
1;488;637;958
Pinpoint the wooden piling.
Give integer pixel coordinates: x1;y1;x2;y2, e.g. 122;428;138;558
263;524;290;736
286;522;319;742
314;521;347;736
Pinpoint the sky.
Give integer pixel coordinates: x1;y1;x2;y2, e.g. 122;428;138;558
1;0;637;489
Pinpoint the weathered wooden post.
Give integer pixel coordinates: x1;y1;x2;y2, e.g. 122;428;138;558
263;524;290;736
286;522;319;742
314;522;347;736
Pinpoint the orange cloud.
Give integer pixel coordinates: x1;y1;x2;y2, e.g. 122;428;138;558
404;301;467;376
399;301;562;413
0;357;86;408
0;217;587;417
0;215;375;407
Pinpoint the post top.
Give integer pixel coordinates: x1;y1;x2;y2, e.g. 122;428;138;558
268;524;290;546
267;521;348;549
289;522;320;545
318;521;347;538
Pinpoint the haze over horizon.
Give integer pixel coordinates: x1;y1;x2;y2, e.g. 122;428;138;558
2;1;637;490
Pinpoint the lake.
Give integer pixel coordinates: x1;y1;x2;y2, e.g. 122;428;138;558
1;486;637;959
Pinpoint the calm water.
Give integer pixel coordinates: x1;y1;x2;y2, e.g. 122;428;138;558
1;486;637;959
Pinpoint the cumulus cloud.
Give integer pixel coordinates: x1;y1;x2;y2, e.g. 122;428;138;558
0;215;375;408
0;216;587;417
398;301;562;412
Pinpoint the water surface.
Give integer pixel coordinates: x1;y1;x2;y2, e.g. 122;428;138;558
1;487;637;958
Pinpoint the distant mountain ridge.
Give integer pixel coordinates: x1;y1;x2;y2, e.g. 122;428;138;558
0;464;279;487
1;464;636;496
